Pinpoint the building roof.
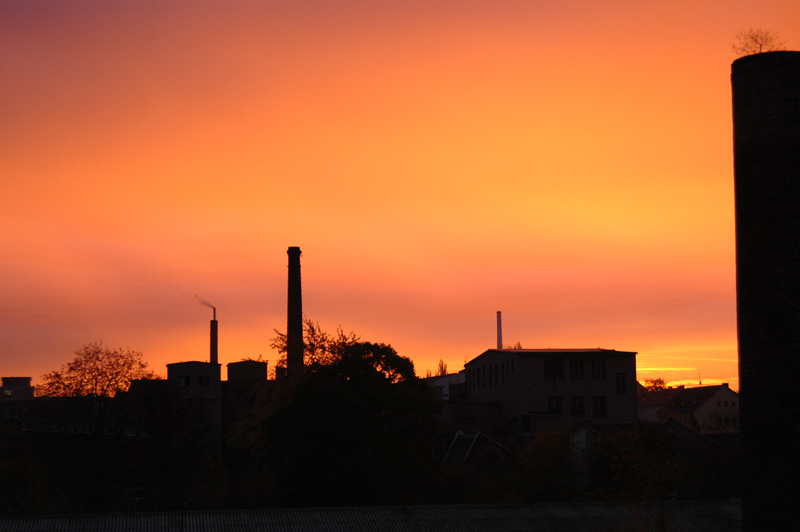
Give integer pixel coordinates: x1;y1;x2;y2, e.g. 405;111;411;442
637;387;685;409
441;431;512;466
468;348;636;365
663;385;736;416
0;502;741;532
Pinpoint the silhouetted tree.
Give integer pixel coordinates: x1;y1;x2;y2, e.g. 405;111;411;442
644;378;666;391
269;318;360;375
437;359;448;376
40;340;155;398
29;342;157;511
232;337;439;507
732;27;785;56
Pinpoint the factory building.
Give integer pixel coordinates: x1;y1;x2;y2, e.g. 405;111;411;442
465;347;637;430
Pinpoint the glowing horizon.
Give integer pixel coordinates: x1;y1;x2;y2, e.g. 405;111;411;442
4;1;799;392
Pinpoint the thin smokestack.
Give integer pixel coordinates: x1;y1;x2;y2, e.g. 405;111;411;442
196;296;218;365
210;313;218;366
497;311;502;349
287;247;304;380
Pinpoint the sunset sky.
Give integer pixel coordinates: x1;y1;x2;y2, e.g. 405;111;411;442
3;1;799;390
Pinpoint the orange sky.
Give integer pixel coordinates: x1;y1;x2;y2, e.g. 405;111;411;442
3;1;799;391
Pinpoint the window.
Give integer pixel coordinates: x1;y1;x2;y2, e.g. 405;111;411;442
571;396;586;417
488;365;493;387
616;373;627;394
179;376;190;387
732;401;736;408
570;359;585;380
495;364;499;386
544;359;564;379
591;359;606;379
592;396;608;418
482;366;486;387
548;396;562;417
724;401;728;407
501;364;505;385
198;375;210;388
511;360;514;372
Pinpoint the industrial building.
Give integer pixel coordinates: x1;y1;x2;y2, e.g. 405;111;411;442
465;347;637;430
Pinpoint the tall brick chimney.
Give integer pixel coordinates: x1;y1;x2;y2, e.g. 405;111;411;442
286;247;304;380
732;51;800;532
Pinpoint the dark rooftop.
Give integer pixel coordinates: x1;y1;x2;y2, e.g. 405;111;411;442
663;384;735;416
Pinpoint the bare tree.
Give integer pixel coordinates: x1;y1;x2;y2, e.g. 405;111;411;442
436;359;448;376
732;27;786;56
40;341;156;397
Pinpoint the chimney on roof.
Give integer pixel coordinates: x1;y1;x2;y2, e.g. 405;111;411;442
496;311;503;349
286;247;304;380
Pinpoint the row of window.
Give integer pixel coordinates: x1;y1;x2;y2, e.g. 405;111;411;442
468;360;628;394
548;395;609;418
722;416;738;428
545;359;608;380
468;360;515;389
717;400;736;408
178;375;211;388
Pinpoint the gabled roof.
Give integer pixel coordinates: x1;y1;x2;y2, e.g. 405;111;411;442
441;430;512;466
663;385;735;416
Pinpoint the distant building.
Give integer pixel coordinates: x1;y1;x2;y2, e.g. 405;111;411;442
657;384;739;434
167;361;222;399
165;361;223;447
0;376;36;423
637;386;685;423
227;360;268;382
464;348;637;430
0;376;34;399
424;371;465;402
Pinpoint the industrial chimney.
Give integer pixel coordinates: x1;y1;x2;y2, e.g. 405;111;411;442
732;51;800;532
496;311;503;349
286;247;304;380
210;307;218;366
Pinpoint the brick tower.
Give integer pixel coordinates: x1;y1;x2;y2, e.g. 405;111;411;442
286;246;304;381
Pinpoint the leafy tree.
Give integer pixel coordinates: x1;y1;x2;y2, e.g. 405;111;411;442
231;331;439;507
30;342;157;511
269;318;360;375
40;341;155;397
732;27;786;56
644;378;666;391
